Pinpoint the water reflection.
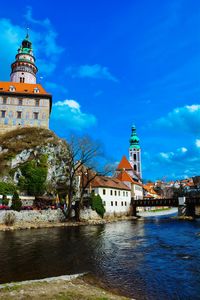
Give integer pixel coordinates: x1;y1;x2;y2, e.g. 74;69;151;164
0;219;200;299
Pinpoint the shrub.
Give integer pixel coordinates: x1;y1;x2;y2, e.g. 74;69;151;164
90;194;105;218
2;195;9;206
3;211;16;226
11;191;22;211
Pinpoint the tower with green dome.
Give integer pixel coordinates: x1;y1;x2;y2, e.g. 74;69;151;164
10;31;38;84
129;125;142;178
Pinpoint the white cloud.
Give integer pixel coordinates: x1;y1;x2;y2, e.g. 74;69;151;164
50;99;96;133
55;99;80;110
195;139;200;148
155;104;200;134
66;64;118;82
0;8;63;80
160;152;174;160
178;147;188;153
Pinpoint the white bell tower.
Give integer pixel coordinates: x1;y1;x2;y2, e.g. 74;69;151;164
129;125;142;179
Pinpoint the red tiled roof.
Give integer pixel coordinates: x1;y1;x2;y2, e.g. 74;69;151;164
117;170;143;186
0;82;50;96
116;156;133;170
91;176;131;191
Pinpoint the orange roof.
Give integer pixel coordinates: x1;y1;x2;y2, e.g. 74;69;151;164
117;170;143;186
117;156;133;170
0;82;50;96
91;176;131;191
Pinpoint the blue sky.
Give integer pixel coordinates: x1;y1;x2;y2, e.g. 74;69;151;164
0;0;200;181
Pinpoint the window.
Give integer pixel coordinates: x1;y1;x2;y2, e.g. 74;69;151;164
123;191;125;196
1;110;6;118
3;97;7;104
114;190;117;196
33;112;39;120
134;165;137;171
115;201;117;206
34;88;40;93
121;201;124;206
103;189;106;195
126;192;128;196
9;86;15;92
17;111;22;119
18;99;22;106
134;153;137;160
20;77;25;83
103;201;106;206
125;201;127;206
35;99;40;106
118;191;120;196
110;190;113;196
111;201;113;206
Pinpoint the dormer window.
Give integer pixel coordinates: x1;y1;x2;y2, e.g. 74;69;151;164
0;88;4;91
34;87;40;93
9;85;16;92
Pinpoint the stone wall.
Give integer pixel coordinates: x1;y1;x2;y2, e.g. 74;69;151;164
0;209;65;224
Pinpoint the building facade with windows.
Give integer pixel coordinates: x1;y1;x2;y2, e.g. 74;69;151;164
90;176;131;215
0;33;52;134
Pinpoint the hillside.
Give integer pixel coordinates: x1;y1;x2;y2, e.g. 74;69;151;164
0;127;70;195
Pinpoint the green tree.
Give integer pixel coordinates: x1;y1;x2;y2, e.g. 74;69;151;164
0;182;16;195
11;191;22;211
18;155;48;196
90;193;105;218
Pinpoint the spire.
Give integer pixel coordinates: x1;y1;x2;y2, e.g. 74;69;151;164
129;125;140;149
26;27;30;40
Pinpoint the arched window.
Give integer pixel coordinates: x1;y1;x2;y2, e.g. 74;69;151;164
134;153;137;160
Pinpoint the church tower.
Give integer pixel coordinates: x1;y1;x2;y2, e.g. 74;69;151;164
10;32;38;84
129;125;142;178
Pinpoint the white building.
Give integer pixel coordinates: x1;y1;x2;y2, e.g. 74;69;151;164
117;169;143;200
90;176;131;215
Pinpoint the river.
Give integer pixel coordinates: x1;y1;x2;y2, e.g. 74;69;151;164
0;217;200;299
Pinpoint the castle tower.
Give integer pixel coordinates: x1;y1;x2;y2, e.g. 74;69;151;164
10;32;38;84
0;32;52;134
129;125;142;178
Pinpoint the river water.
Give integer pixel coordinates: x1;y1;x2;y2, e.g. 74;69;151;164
0;217;200;299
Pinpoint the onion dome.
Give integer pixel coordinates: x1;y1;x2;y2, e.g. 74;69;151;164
129;124;140;149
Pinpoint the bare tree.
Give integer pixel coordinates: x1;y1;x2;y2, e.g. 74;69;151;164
65;136;111;221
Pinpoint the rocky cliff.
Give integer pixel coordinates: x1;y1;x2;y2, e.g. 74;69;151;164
0;127;70;194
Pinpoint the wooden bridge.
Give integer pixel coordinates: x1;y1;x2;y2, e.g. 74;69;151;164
131;197;200;217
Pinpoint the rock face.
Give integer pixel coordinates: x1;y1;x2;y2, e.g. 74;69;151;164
0;127;70;193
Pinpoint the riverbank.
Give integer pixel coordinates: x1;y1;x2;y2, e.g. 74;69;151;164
0;215;137;231
0;274;131;300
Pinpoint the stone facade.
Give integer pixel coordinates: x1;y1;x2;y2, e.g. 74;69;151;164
0;209;66;224
0;91;51;134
